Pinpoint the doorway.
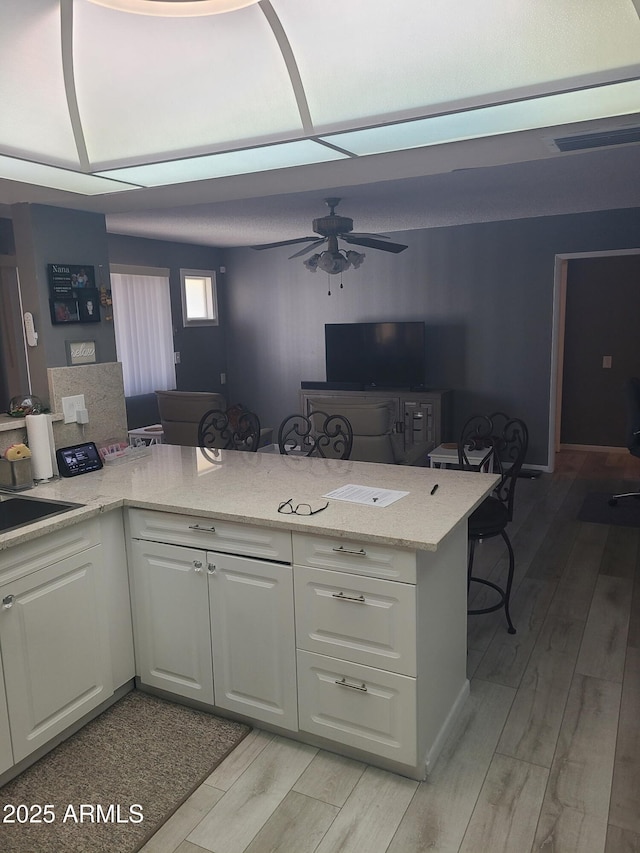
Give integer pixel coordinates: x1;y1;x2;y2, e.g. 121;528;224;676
550;249;640;466
0;264;30;411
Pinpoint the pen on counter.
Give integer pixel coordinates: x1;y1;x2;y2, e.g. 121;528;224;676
430;484;439;495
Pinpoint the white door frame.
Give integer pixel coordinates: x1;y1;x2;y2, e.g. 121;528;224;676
548;247;640;472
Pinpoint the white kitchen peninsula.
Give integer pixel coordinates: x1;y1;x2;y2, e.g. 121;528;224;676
0;446;498;781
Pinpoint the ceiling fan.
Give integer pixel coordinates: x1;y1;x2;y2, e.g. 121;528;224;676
250;198;408;275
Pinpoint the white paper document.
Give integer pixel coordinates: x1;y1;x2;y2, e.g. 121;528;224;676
323;483;409;507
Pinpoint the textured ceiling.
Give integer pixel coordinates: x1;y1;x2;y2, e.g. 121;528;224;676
1;0;639;246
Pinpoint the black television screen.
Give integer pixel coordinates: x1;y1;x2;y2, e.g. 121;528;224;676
325;321;425;388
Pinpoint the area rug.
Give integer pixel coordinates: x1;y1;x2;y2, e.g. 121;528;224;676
0;691;250;853
578;490;640;527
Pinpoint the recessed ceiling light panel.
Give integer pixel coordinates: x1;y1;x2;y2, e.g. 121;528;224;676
86;0;259;16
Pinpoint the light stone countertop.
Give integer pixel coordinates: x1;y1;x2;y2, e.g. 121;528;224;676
0;444;499;553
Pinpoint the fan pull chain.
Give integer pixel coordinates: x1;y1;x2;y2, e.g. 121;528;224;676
327;273;331;296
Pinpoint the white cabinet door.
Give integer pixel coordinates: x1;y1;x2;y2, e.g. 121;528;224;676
0;545;113;763
0;652;13;774
129;540;214;705
209;553;298;731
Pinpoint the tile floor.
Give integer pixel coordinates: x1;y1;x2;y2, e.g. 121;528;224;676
141;450;640;853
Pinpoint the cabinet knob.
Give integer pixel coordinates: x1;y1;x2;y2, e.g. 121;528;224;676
2;594;15;610
193;560;203;572
207;564;216;574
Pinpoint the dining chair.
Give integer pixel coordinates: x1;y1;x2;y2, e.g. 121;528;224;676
198;408;261;453
277;412;353;459
458;413;529;634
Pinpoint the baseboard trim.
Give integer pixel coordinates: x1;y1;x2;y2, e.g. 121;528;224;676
560;443;627;453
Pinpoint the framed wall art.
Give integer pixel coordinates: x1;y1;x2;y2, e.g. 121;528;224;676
78;289;100;323
66;340;98;365
50;298;80;325
47;263;96;298
47;263;101;325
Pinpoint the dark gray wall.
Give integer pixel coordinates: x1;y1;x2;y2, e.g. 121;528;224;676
223;207;640;466
107;234;226;395
11;203;115;401
561;254;640;447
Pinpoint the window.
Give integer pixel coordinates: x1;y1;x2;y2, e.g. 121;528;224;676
180;269;218;327
110;266;176;397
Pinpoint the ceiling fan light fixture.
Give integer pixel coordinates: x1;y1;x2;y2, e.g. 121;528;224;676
305;249;365;275
346;250;365;269
86;0;259;16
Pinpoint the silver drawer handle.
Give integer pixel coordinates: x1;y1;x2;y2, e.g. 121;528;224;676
207;564;216;575
332;546;367;557
332;592;366;604
2;595;15;610
335;677;368;692
193;560;203;572
188;524;216;534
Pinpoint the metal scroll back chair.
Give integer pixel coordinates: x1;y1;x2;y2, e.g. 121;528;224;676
609;377;640;506
277;412;353;459
198;408;261;453
459;414;529;634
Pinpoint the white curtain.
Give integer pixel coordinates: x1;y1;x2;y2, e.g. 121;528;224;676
110;272;176;397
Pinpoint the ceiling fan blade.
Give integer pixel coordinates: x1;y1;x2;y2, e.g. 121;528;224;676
347;232;390;240
250;236;318;250
288;238;326;259
343;235;408;253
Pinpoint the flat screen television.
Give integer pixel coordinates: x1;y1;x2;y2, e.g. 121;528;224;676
325;321;426;388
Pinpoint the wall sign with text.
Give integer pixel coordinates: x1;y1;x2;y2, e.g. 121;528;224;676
66;340;97;365
47;263;101;325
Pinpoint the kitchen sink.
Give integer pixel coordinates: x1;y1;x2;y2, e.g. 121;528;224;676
0;494;83;535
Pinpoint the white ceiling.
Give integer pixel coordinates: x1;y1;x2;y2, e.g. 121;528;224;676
1;0;639;247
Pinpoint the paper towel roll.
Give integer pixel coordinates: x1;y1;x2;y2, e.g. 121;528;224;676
26;414;54;480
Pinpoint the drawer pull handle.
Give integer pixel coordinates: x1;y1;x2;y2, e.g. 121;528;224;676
2;595;15;610
207;564;216;575
193;560;203;572
188;524;216;534
332;592;366;604
335;677;368;692
332;546;367;557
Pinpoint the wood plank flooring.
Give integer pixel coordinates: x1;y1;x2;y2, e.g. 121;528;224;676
141;450;640;853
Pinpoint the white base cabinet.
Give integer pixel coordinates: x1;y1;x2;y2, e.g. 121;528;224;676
0;653;13;774
128;513;298;731
0;543;113;763
126;508;469;779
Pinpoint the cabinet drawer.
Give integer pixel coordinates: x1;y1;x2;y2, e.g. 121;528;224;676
295;566;416;675
127;508;292;563
0;519;100;586
293;532;415;582
297;650;416;766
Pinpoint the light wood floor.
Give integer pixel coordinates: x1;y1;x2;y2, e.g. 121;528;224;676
141;450;640;853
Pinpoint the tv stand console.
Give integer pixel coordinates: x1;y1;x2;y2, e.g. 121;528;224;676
299;386;451;462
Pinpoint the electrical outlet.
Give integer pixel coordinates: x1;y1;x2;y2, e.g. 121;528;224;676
62;394;86;424
602;355;612;368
